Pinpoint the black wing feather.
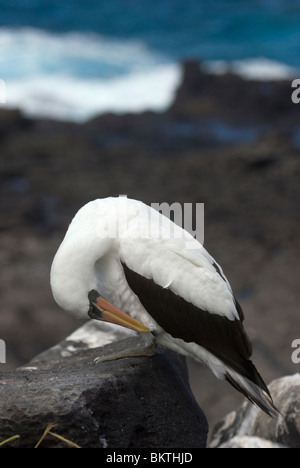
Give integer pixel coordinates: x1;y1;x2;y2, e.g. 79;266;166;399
122;261;271;397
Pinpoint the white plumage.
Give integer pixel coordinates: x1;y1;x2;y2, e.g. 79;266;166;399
50;197;277;416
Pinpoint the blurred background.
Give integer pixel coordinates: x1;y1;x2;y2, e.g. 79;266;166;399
0;0;299;435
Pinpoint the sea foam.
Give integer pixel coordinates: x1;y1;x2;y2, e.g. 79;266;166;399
205;57;298;81
0;27;181;122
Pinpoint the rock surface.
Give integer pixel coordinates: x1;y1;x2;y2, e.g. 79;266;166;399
211;374;300;449
218;436;285;449
0;322;208;448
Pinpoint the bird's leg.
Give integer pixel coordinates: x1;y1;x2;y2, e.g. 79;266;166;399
94;332;157;364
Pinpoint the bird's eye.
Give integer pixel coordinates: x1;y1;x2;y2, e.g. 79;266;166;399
88;303;103;320
88;305;94;319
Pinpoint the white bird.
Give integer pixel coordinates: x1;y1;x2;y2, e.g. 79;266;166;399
50;197;277;416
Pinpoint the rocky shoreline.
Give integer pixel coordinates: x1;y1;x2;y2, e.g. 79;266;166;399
0;60;299;435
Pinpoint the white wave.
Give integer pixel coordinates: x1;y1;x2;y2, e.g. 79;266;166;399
205;57;298;81
0;27;182;122
4;64;182;122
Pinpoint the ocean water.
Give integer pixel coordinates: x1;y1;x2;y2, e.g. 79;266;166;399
0;0;299;121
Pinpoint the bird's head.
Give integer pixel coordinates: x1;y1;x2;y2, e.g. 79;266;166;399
88;290;149;332
51;271;149;333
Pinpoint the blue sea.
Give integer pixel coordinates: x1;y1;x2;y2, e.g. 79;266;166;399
0;0;299;121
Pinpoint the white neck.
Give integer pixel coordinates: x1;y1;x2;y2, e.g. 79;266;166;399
50;229;112;317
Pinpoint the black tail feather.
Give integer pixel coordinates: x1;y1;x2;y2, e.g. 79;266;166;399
225;364;278;417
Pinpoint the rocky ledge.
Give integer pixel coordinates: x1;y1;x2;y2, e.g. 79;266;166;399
0;322;208;448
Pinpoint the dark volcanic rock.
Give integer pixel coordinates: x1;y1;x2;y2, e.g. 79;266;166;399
171;60;298;124
0;322;208;448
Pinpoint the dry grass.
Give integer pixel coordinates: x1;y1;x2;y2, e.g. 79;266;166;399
0;435;20;447
0;424;81;449
34;423;81;449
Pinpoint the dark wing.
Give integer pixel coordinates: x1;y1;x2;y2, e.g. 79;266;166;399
122;262;273;409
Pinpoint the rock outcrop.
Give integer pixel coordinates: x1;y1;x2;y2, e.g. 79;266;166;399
0;322;208;448
211;374;300;449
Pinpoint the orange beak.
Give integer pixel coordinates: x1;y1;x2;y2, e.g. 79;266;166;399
88;290;150;333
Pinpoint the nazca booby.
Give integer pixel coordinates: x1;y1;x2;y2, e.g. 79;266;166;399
50;197;277;416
